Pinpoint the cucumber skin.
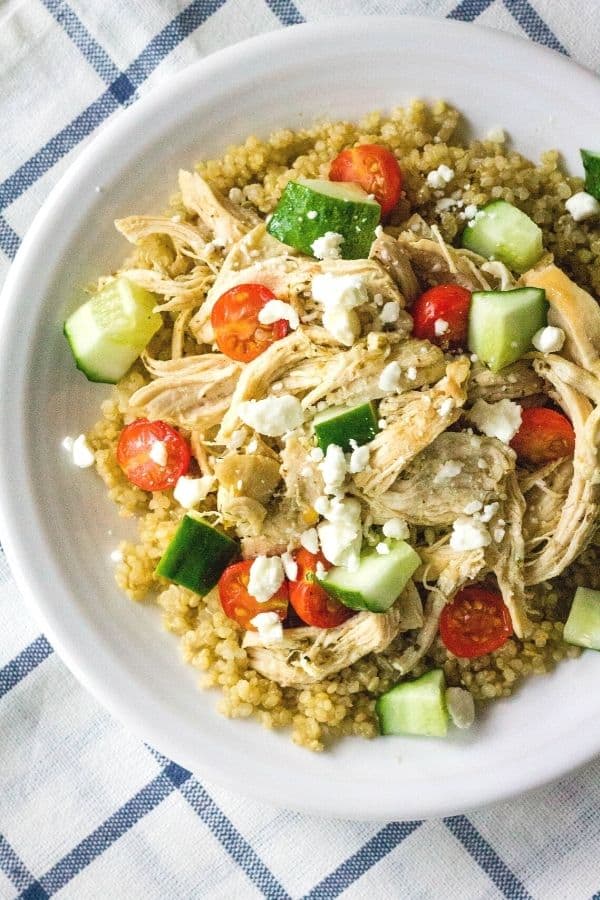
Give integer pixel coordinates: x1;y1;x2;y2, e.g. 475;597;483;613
267;180;380;260
156;515;238;595
64;322;113;383
564;586;600;651
314;402;379;453
461;200;543;273
376;670;449;738
581;150;600;200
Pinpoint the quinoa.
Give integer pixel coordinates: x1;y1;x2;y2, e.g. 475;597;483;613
88;101;598;751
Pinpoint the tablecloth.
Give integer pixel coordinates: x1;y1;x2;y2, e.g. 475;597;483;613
1;1;600;897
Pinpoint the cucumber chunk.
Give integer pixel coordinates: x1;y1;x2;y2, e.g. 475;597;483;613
564;587;600;651
461;200;543;273
156;512;238;595
581;149;600;200
64;276;162;383
376;670;449;737
313;401;379;452
317;540;420;613
468;287;548;372
267;178;380;260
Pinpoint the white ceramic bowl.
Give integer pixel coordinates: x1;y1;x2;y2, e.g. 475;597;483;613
1;17;600;821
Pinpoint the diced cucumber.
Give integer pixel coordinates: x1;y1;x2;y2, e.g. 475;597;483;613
461;200;543;273
468;287;548;372
317;540;420;613
267;178;381;260
313;401;379;452
64;276;162;383
156;512;238;595
376;670;449;737
563;587;600;651
581;149;600;200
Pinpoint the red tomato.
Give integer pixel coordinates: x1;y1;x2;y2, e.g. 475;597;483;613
329;144;403;218
218;560;288;630
289;549;354;629
412;284;472;350
440;585;513;659
510;406;575;466
117;419;191;491
211;283;289;363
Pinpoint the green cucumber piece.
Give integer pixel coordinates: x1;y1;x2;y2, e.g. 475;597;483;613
64;276;162;383
581;149;600;200
461;200;543;273
156;512;238;595
564;586;600;651
376;670;449;737
317;540;421;613
267;178;381;260
468;287;548;372
313;401;379;452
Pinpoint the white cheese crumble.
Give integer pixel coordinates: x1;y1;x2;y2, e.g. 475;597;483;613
313;495;330;517
311;231;345;259
437;397;455;417
433;460;463;483
306;210;318;220
281;551;298;582
258;299;299;330
380;301;400;324
71;434;95;468
376;542;390;555
300;527;319;555
149;440;168;467
249;611;283;645
312;273;368;310
319;444;347;493
348;444;370;474
461;204;479;221
434;318;449;336
238;395;303;436
247;438;258;454
469;398;522;444
378;361;402;392
479;501;499;523
228;186;244;204
532;325;566;354
309;447;324;462
378;418;387;429
493;524;506;543
382;517;409;540
110;548;123;563
565;191;600;222
173;475;216;508
449;516;491;551
406;366;417;381
247;556;285;603
322;306;361;347
227;428;247;450
426;165;455;189
463;500;483;515
487;126;506;143
315;561;327;578
317;496;362;570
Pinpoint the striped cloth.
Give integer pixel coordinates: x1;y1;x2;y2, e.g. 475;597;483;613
1;2;600;897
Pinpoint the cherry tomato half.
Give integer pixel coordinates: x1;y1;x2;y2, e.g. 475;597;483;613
412;284;472;351
289;549;354;629
440;585;513;659
218;560;288;630
329;144;403;218
509;406;576;466
117;418;191;491
211;283;289;363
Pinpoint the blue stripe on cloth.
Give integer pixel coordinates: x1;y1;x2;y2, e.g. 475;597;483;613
447;0;495;20
18;763;192;899
264;0;305;26
0;216;21;261
0;835;36;894
178;777;292;900
302;820;422;900
444;815;532;900
0;636;53;700
503;0;568;54
38;0;122;85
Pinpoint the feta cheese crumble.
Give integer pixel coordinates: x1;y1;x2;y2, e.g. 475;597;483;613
300;527;319;555
469;398;522;444
312;273;368;310
376;542;390;555
426;165;455;189
348;444;370;474
258;299;299;330
380;301;400;324
434;460;463;483
449;516;491;551
479;501;499;523
173;475;216;508
382;517;409;540
71;434;95;468
319;443;347;493
149;440;168;467
311;231;345;259
486;126;506;143
247;556;285;603
322;306;361;346
406;366;417;381
309;447;324;462
378;361;402;392
437;397;455;418
565;191;600;222
463;500;483;515
317;496;362;569
306;210;318;220
434;318;449;336
281;551;298;582
249;611;283;645
238;395;303;436
532;325;566;354
110;548;123;563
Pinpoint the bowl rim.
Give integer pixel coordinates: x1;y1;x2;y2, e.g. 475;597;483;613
1;15;600;820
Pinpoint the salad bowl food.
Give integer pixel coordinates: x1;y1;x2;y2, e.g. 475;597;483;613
1;17;600;820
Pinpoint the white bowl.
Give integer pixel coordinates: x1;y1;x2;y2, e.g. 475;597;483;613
1;16;600;821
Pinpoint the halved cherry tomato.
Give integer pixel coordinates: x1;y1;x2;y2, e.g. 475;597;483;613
218;560;289;630
329;144;403;218
117;418;191;491
440;585;513;659
411;284;472;350
509;406;576;466
289;549;354;629
211;283;289;363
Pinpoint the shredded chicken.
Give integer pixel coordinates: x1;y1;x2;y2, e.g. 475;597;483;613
488;471;530;637
468;359;544;404
369;232;420;303
178;170;260;247
397;231;491;292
